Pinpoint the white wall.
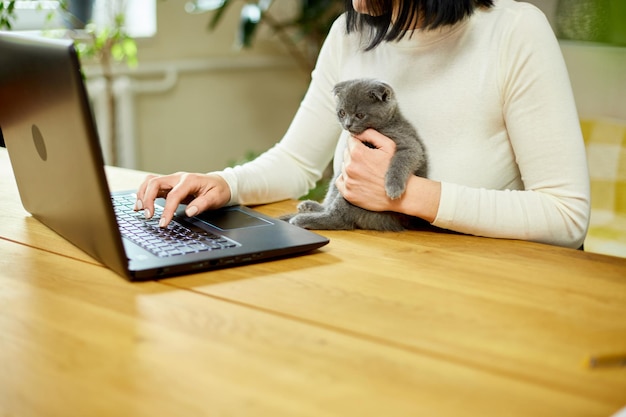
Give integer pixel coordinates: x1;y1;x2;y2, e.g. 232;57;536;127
113;0;309;173
561;42;626;121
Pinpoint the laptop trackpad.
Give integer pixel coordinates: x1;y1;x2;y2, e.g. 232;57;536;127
194;208;272;231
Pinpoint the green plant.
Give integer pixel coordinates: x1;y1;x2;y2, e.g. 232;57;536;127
0;1;16;29
194;0;344;74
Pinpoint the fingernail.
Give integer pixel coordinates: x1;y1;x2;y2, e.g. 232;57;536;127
134;199;143;211
159;218;167;228
186;206;199;217
144;209;151;219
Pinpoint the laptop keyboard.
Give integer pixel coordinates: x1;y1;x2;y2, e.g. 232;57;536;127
112;194;239;258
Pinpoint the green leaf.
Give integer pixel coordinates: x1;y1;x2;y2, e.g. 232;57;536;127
111;43;123;61
0;0;16;30
208;0;233;31
122;38;137;56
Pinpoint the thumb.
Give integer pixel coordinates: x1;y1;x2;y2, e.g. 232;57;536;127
354;129;394;151
185;175;231;217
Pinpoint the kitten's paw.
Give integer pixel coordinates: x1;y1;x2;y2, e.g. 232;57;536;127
385;183;406;200
279;213;296;222
289;215;312;229
297;200;325;213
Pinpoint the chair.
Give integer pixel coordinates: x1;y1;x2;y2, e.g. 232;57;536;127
581;118;626;257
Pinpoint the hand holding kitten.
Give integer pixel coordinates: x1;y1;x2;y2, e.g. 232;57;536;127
337;132;399;213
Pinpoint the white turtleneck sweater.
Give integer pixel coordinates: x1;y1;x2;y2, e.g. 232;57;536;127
216;0;590;249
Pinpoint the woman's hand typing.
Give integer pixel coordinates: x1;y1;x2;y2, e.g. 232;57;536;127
135;172;231;228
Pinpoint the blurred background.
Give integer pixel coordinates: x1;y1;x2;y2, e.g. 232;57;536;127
0;0;624;173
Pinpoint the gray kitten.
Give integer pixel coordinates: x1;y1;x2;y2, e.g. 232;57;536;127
287;78;428;231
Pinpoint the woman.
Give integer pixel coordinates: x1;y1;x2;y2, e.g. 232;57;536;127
136;0;590;249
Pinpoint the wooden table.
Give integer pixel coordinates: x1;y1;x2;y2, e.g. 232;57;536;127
1;148;625;417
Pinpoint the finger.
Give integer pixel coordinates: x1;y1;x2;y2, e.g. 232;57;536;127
335;171;358;205
347;135;361;152
334;172;345;194
135;174;157;210
343;147;363;181
183;174;232;217
157;175;196;227
184;193;216;218
142;175;176;219
355;129;394;151
347;135;374;162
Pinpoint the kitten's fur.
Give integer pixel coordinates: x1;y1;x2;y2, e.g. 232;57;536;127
286;78;428;231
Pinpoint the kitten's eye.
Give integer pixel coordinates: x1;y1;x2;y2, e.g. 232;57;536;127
356;113;365;120
338;109;346;118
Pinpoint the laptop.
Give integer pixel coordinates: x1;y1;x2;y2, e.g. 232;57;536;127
0;32;329;281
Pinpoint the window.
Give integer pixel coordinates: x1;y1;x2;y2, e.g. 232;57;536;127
4;0;156;38
92;0;156;38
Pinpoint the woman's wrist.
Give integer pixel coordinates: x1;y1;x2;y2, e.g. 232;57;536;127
390;176;441;223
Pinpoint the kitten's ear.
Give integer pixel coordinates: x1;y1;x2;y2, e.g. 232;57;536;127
333;81;350;96
370;82;394;102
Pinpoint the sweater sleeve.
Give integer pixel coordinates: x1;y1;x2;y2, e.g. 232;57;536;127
213;18;345;206
433;5;590;248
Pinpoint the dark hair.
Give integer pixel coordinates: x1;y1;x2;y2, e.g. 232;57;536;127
344;0;495;50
